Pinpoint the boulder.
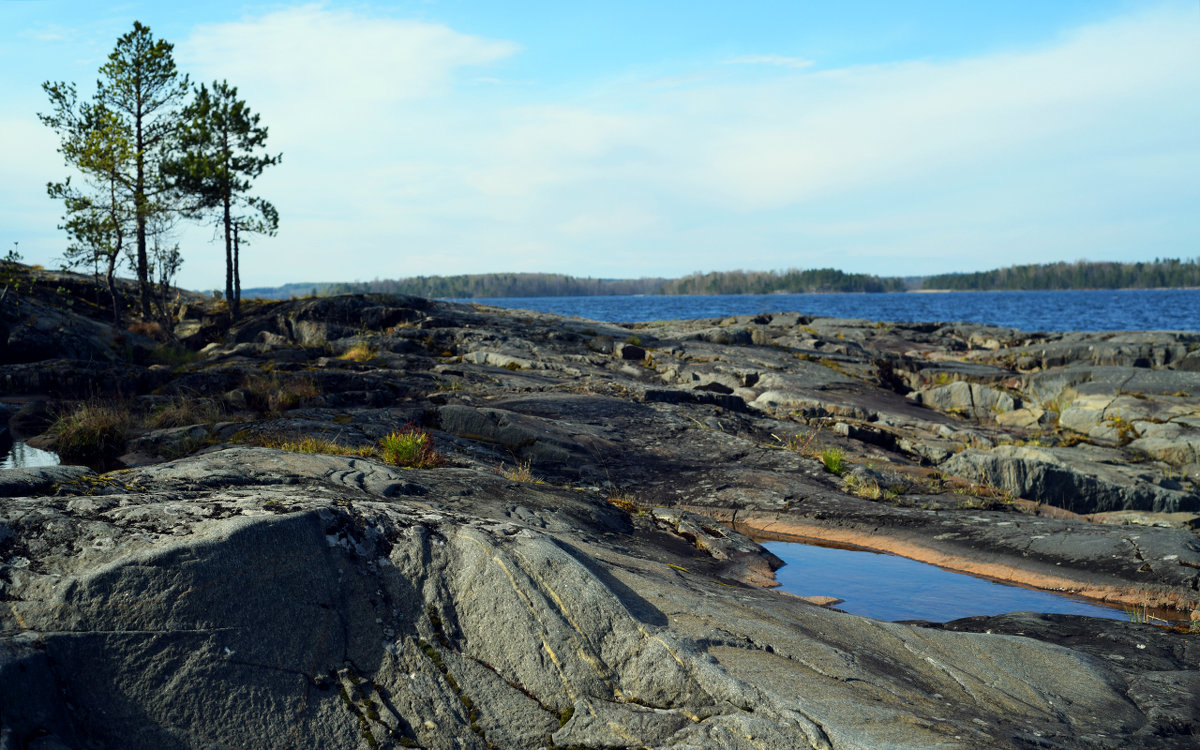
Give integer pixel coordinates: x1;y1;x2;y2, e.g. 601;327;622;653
909;381;1020;419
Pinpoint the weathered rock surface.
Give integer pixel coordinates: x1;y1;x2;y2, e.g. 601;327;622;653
2;449;1197;749
942;444;1199;514
909;380;1021;419
3;277;1200;747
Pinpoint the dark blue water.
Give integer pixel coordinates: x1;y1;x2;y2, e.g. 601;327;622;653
454;289;1200;331
764;540;1130;622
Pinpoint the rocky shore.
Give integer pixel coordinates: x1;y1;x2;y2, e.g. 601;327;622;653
2;273;1199;748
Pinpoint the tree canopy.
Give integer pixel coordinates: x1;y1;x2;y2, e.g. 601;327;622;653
169;81;281;319
40;22;280;325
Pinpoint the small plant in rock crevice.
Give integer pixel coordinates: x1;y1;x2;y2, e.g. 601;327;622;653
497;458;538;483
339;340;379;363
772;419;825;457
843;473;882;500
1102;412;1139;444
821;447;847;476
380;426;445;468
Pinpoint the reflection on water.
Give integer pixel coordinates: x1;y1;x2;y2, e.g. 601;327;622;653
762;539;1134;623
1;439;61;470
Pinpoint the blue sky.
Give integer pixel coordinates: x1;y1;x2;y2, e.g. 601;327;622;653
2;1;1197;290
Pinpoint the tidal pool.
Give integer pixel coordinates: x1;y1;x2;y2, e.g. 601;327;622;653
763;539;1130;623
1;440;61;470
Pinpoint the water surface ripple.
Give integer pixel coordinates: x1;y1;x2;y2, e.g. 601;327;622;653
456;289;1200;331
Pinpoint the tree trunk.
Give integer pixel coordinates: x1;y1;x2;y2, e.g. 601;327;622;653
233;223;241;318
105;249;122;328
223;191;234;322
135;110;150;318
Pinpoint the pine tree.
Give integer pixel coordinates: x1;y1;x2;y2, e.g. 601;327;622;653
40;94;135;324
169;81;281;320
42;22;189;319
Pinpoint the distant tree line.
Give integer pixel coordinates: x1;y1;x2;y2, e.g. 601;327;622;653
245;260;1200;302
308;268;905;299
658;269;906;294
40;22;280;324
322;273;668;299
922;259;1200;291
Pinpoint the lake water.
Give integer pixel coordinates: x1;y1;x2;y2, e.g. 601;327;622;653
763;539;1134;623
0;439;60;470
456;288;1200;331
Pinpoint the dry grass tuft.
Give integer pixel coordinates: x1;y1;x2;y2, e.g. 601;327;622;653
497;458;537;483
50;400;132;462
607;492;649;516
145;395;223;429
241;373;321;413
338;340;378;363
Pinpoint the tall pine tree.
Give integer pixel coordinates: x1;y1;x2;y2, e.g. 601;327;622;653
42;22;189;318
169;81;280;320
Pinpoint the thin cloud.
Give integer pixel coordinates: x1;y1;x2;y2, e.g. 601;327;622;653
178;4;519;125
21;1;1192;286
192;3;1200;282
723;54;814;69
21;25;72;43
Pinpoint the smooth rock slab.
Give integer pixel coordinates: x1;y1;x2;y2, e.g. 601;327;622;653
1;450;1192;748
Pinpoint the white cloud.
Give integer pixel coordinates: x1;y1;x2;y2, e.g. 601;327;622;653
438;3;1199;278
118;3;1200;284
178;4;518;146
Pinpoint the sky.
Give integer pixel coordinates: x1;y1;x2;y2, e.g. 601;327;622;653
2;0;1198;291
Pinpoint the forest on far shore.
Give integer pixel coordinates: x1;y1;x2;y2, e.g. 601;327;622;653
243;258;1200;300
920;258;1200;291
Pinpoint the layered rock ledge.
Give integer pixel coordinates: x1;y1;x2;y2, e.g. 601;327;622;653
2;285;1200;747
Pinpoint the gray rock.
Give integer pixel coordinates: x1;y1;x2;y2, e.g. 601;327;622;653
909;381;1020;419
1;450;1190;749
0;464;92;497
942;444;1199;513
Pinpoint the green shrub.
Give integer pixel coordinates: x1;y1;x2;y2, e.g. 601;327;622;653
380;426;444;468
821;447;847;476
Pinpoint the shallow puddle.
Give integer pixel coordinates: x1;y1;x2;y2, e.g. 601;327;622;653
1;440;61;470
763;539;1133;623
